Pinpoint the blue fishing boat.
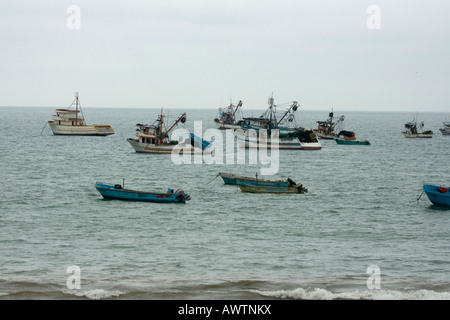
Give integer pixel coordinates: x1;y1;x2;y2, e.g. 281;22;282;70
422;184;450;207
95;182;191;203
334;137;371;145
218;172;294;187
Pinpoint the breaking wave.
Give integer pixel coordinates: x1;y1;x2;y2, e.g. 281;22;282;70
252;287;450;300
63;288;125;300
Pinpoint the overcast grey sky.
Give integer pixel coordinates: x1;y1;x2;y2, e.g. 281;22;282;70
1;0;449;111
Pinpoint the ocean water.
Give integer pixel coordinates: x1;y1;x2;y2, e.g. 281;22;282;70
0;106;449;300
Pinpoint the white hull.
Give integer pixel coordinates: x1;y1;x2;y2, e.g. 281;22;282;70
300;141;323;150
402;118;433;138
214;119;242;130
216;123;242;130
314;131;335;140
127;138;210;154
402;132;433;138
47;94;114;136
48;122;115;136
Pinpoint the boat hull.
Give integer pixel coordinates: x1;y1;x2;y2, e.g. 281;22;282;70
314;131;335;140
127;138;210;154
234;130;310;150
218;173;241;185
95;183;189;203
402;133;433;138
218;172;292;187
423;184;450;207
214;120;242;130
236;137;303;149
439;129;450;136
237;183;307;194
300;141;323;150
48;123;115;136
334;138;371;145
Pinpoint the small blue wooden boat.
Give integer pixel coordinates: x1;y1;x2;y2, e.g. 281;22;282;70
422;184;450;207
218;172;294;187
95;182;191;203
333;137;370;145
237;180;308;194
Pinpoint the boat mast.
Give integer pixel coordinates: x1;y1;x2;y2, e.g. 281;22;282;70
158;107;164;142
277;101;298;127
160;113;187;140
232;100;243;121
268;93;274;134
75;92;79;125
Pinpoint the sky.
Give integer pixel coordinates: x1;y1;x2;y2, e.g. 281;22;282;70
0;0;449;112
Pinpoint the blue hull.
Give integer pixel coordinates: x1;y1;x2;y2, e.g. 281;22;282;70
221;176;238;185
95;183;189;203
235;179;291;187
218;172;291;187
334;138;370;145
423;184;450;207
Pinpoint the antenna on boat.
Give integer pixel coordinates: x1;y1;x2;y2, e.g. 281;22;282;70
123;178;125;188
268;93;275;134
75;92;79;126
268;93;274;107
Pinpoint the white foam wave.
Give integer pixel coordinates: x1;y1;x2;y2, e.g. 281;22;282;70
253;287;450;300
64;288;124;300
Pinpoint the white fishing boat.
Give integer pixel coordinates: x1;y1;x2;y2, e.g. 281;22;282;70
127;110;212;154
234;129;301;149
213;100;244;130
402;118;433;138
46;92;115;136
439;121;450;135
234;128;322;150
234;95;322;150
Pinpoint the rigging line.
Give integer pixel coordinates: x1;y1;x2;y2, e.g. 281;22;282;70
40;122;48;135
206;174;220;184
417;190;424;201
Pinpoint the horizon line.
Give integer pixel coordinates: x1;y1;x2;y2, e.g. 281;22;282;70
0;105;448;113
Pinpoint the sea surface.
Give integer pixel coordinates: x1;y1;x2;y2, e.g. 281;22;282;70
0;106;449;300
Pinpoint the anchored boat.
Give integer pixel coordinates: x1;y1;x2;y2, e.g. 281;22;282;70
47;92;115;136
213;100;244;130
95;182;191;203
314;111;345;139
439;121;450;136
402;118;433;138
422;184;450;207
333;137;370;145
127;110;211;154
218;172;293;187
234;95;322;150
237;181;308;194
